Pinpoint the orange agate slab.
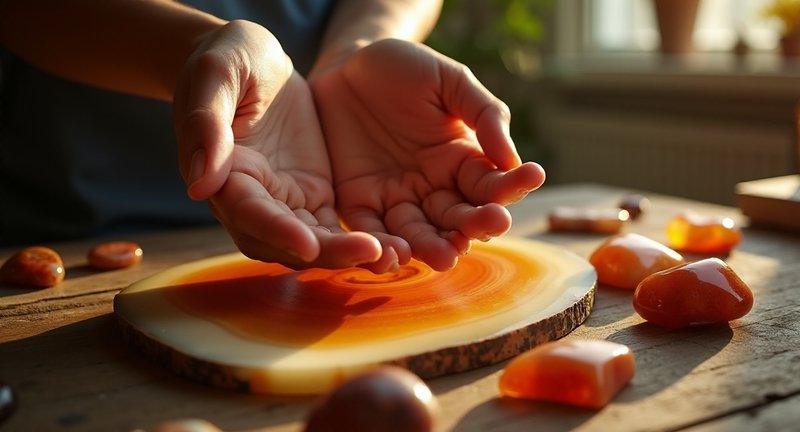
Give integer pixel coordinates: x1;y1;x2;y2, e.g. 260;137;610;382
666;212;742;254
499;339;635;409
113;237;597;395
633;258;753;329
590;233;684;289
165;247;543;348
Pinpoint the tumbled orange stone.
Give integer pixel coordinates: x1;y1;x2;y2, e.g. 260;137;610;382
666;212;742;254
590;233;684;289
548;207;630;234
149;419;222;432
633;258;753;330
0;246;65;288
87;241;143;270
499;339;636;409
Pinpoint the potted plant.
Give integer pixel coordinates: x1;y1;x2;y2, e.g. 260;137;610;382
762;0;800;57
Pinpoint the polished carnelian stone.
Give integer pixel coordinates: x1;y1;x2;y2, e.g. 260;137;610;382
666;212;742;254
633;258;753;329
0;246;64;288
499;339;635;409
88;241;143;270
590;233;684;289
548;207;630;234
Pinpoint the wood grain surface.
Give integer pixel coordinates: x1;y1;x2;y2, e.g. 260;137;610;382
2;183;799;432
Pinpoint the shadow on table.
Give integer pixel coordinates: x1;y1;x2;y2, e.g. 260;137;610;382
579;283;638;329
0;314;313;432
608;322;734;402
450;323;733;431
451;396;594;432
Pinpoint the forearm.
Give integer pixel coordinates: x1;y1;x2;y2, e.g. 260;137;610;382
308;0;442;79
0;0;225;101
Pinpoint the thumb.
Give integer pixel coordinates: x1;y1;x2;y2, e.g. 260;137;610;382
441;62;521;171
174;51;236;201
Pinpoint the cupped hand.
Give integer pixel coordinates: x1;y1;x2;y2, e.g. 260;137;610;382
172;20;400;271
310;39;546;271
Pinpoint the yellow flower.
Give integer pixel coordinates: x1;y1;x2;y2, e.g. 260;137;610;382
762;0;800;35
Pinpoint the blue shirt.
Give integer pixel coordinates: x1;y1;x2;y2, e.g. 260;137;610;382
0;0;335;246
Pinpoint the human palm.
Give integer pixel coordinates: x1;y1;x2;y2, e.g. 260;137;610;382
311;39;546;271
174;21;389;270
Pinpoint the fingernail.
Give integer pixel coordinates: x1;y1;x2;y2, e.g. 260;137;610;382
387;247;400;273
188;149;206;185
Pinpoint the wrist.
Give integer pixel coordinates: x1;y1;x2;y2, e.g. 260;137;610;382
307;38;372;82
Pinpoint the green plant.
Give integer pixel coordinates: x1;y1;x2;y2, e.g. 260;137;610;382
762;0;800;35
426;0;553;163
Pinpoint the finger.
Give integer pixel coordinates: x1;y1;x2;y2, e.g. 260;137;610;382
230;229;382;270
358;232;413;274
457;157;546;206
212;172;320;262
441;62;520;171
311;229;383;268
384;202;459;271
338;206;413;272
174;51;237;200
422;190;512;240
443;230;471;255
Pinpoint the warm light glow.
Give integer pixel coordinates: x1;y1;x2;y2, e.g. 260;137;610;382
413;382;434;403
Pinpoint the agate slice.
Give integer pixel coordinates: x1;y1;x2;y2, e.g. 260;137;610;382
114;237;596;395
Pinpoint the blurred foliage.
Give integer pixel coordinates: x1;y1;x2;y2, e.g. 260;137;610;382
426;0;553;163
761;0;800;35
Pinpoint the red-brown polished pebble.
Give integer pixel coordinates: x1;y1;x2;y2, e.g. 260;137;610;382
590;233;684;289
633;258;754;329
548;207;630;234
149;418;222;432
666;212;742;254
0;381;17;426
304;366;438;432
499;339;636;409
87;241;143;270
0;246;65;288
619;194;650;220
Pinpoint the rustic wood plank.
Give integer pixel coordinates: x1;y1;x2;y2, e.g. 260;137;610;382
1;183;798;432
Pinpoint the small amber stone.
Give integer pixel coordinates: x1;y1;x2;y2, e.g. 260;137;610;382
590;233;684;289
548;207;630;234
633;258;753;329
665;212;742;254
0;246;65;288
149;419;222;432
619;194;650;220
499;339;636;409
87;241;143;270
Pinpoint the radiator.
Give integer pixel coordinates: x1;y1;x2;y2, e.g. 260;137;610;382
540;109;797;205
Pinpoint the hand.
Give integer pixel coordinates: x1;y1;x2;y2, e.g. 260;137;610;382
311;39;546;271
172;20;396;271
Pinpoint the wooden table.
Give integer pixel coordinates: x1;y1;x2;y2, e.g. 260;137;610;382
2;183;799;432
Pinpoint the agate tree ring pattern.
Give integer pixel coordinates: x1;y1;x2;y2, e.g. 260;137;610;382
114;236;596;395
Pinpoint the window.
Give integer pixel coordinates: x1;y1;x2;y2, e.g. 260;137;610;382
586;0;781;52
